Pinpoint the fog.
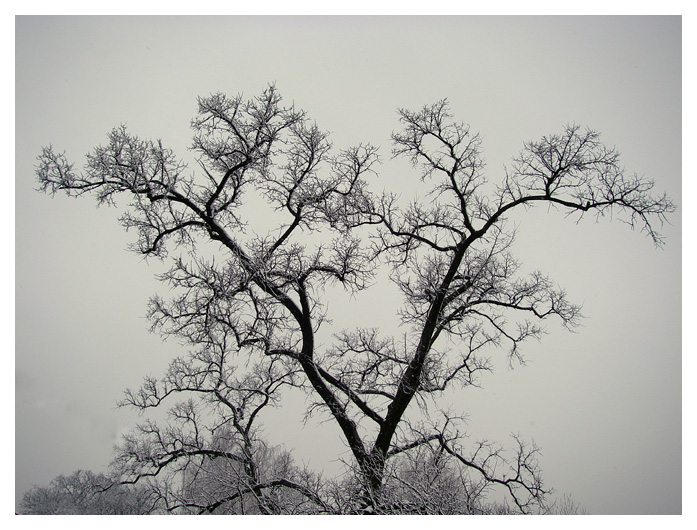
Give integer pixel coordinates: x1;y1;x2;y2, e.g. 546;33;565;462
15;16;681;515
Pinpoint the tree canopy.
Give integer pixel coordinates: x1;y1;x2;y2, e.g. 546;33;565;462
34;85;674;514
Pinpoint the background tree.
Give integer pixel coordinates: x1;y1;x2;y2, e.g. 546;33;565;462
20;470;155;515
36;85;674;514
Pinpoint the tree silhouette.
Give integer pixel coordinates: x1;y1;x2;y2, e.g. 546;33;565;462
36;85;674;513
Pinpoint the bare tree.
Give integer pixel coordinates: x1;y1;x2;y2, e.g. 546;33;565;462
20;470;155;514
111;334;330;513
36;85;674;513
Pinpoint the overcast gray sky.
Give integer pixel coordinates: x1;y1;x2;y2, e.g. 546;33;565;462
15;16;681;515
